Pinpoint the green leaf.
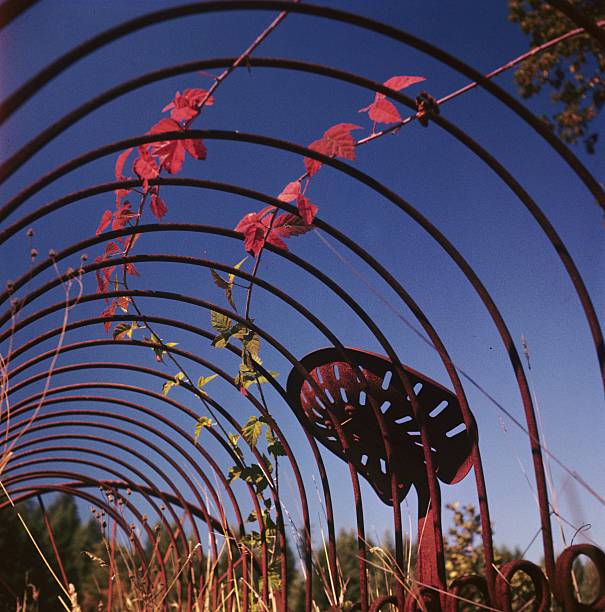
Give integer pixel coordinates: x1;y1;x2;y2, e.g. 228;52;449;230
210;257;247;312
211;332;230;349
243;333;261;361
240;463;270;492
197;373;218;395
210;268;229;290
146;333;178;362
242;416;265;448
210;310;231;333
227;465;241;482
194;416;214;444
113;322;136;340
162;371;185;396
266;428;286;457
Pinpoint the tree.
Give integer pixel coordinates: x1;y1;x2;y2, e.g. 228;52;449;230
0;494;106;610
508;0;605;153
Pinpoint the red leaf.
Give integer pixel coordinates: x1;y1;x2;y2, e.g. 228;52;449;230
117;295;130;313
243;224;270;257
125;263;140;276
114;146;134;212
133;146;159;191
96;210;113;236
303;139;329;177
183;137;207;160
303;124;361;177
115;188;131;206
296;195;318;225
162;88;214;122
150;193;168;221
95;260;116;294
234;207;280;257
148;119;185;174
101;300;117;333
278;180;301;203
104;241;121;258
359;76;425;126
234;205;314;257
115;147;134;181
149;117;181;134
112;201;137;231
383;75;426;91
234;206;275;234
322;123;362;160
359;95;401;124
148;118;206;173
273;213;315;238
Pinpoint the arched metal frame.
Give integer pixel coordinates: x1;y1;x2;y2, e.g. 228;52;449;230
0;2;603;611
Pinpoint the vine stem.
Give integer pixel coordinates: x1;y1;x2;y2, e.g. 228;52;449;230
112;0;302;446
198;0;301;113
243;19;605;307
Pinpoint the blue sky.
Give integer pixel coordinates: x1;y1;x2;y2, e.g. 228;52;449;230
1;1;603;565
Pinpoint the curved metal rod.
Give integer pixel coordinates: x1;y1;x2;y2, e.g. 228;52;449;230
0;57;600;403
4;254;483;603
7;444;210;551
6;381;263;602
2;208;560;591
3;219;544;592
3;454;192;606
1;408;248;609
1;470;169;606
2;482;152;583
3;357;298;608
9;384;247;535
3;408;221;576
4;292;421;608
0;0;40;31
0;122;551;578
0;1;601;211
5;468;169;610
2;397;258;599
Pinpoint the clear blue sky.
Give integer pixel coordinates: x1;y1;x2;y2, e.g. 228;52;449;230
1;1;603;562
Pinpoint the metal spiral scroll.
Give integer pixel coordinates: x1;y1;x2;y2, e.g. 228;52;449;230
0;2;604;611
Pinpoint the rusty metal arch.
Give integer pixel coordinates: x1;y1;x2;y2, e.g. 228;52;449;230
1;3;603;612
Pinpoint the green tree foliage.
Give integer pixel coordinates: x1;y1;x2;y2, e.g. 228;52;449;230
0;495;105;610
508;0;605;153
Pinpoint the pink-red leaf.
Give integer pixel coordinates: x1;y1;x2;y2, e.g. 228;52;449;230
383;75;426;91
96;210;113;236
150;193;168;221
95;260;116;295
148;118;206;173
296;195;318;225
115;147;134;181
133;146;160;190
112;201;137;231
303;139;328;177
125;263;140;277
322;123;362;160
359;95;401;124
183;137;207;160
104;241;121;258
273;213;315;238
277;180;301;203
149;119;185;174
101;300;117;333
303;123;361;177
163;88;214;122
